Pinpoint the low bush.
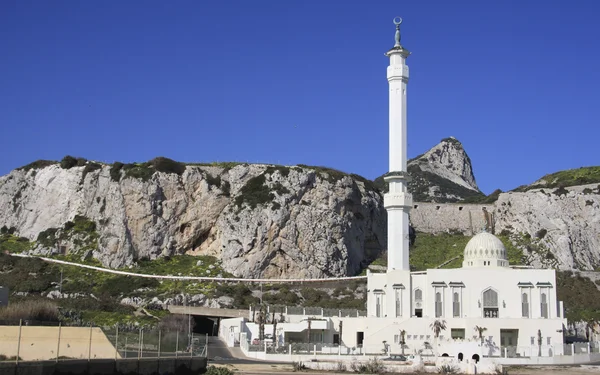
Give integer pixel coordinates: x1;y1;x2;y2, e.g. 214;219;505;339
205;366;235;375
150;157;186;175
0;299;59;322
16;160;57;171
292;361;306;372
438;364;458;374
110;162;124;181
60;155;79;169
234;174;274;209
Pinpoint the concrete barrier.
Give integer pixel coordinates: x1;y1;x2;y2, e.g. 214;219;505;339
0;357;207;375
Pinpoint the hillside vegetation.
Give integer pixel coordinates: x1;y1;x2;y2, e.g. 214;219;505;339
369;232;525;271
514;166;600;192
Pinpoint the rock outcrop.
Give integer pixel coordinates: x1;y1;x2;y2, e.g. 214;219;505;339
409;184;600;271
493;185;600;271
375;138;484;202
0;162;386;278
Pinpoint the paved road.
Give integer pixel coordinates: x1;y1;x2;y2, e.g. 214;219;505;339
207;337;290;365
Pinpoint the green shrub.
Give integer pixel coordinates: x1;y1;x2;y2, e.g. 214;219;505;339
0;234;33;253
557;271;600;322
205;366;235;375
16;160;57;171
96;275;160;297
265;165;291;177
110;162;124;181
553;186;569;196
60;155;79;169
37;227;59;248
150;157;186;175
122;163;154;182
234;174;274;209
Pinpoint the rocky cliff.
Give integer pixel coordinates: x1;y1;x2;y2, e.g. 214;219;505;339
408;184;600;271
375;137;484;202
0;160;385;278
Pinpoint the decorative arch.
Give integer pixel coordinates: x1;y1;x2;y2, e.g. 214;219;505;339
482;287;499;318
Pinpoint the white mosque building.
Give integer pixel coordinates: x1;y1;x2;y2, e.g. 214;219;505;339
220;18;568;362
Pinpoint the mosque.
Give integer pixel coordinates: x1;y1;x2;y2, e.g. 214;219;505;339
220;18;567;360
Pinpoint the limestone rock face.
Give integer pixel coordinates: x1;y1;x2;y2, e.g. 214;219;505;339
0;163;385;278
407;137;482;202
375;137;483;202
493;186;600;271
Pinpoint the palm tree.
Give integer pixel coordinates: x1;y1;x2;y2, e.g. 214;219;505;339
400;329;407;355
474;325;487;345
430;320;447;356
257;306;266;341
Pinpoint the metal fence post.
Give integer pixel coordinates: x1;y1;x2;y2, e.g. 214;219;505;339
56;322;62;362
125;337;128;359
158;330;162;358
175;331;179;358
140;329;144;359
190;333;193;358
115;325;119;360
16;319;22;365
88;324;93;361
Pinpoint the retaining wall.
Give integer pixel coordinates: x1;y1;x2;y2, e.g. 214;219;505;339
0;357;207;375
410;202;495;235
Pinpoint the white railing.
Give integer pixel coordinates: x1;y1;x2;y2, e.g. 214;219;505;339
9;253;367;283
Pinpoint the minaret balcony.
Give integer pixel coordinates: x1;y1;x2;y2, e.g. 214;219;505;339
387;65;409;80
384;192;413;209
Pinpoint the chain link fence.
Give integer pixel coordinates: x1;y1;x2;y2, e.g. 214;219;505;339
0;320;207;362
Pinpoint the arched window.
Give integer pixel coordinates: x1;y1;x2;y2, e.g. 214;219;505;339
483;289;499;318
453;292;460;317
414;288;423;318
541;293;548;318
435;292;442;317
415;289;422;302
522;293;529;318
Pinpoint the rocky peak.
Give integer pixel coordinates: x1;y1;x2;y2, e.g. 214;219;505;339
409;137;479;192
375;137;483;202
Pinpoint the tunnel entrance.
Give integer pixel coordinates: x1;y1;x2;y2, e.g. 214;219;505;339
191;315;220;336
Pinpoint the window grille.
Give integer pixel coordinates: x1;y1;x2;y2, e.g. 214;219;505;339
483;289;499;318
541;293;548;318
521;292;529;318
435;292;443;317
453;292;460;317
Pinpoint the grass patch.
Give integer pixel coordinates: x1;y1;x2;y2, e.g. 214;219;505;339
113;157;187;182
368;232;525;271
0;234;34;253
36;215;99;255
297;164;347;184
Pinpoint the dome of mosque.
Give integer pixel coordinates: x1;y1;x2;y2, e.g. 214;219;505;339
462;231;509;268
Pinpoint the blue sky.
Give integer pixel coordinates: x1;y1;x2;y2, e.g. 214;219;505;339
1;1;598;194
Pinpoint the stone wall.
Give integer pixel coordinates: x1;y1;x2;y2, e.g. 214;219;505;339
410;202;494;235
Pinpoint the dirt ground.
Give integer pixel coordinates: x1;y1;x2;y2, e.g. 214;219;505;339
505;365;600;375
213;362;600;375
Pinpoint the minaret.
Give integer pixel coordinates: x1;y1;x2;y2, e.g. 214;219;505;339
384;17;412;271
